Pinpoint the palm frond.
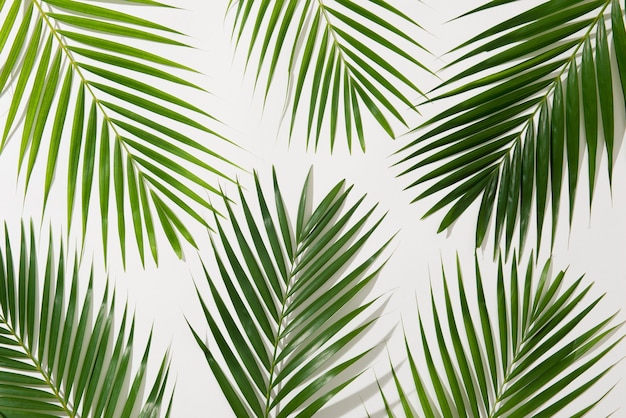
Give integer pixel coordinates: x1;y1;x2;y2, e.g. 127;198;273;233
190;167;393;417
0;221;172;417
394;0;626;256
229;0;430;151
381;254;623;417
0;0;238;266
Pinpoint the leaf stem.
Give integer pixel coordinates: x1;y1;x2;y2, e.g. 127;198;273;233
31;0;147;188
263;229;319;418
32;0;121;139
0;317;76;417
489;301;551;417
502;0;612;156
263;261;298;417
316;1;358;92
29;0;166;247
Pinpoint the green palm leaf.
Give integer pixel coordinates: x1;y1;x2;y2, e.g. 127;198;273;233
229;0;430;151
190;167;393;417
394;0;626;255
381;254;623;417
0;221;171;417
0;0;238;266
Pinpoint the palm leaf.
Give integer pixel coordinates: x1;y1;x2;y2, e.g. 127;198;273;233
0;0;238;266
381;254;623;417
0;221;171;417
394;0;626;255
190;167;393;417
229;0;430;151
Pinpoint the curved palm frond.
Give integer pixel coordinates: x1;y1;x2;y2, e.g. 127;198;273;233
381;254;623;417
0;0;238;266
229;0;430;151
0;222;171;417
190;167;393;417
394;0;626;256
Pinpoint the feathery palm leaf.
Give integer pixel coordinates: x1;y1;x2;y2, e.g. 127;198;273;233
0;0;238;266
381;254;623;417
229;0;430;151
190;168;393;417
0;222;171;417
395;0;626;255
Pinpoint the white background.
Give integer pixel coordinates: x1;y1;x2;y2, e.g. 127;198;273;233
1;0;626;417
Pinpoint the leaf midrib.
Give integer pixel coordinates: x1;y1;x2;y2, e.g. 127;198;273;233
0;316;76;417
316;0;361;98
488;0;611;170
488;308;555;418
32;0;156;200
262;240;299;418
263;235;314;418
34;0;120;139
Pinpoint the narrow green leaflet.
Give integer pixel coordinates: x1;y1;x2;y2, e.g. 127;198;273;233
395;0;626;255
0;222;171;417
190;168;393;417
381;254;622;417
229;0;431;151
0;0;238;266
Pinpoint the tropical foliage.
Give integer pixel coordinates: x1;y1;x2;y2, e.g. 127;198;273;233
395;0;626;255
228;0;430;150
381;254;622;417
0;0;238;266
0;0;623;417
190;168;393;417
0;222;171;417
